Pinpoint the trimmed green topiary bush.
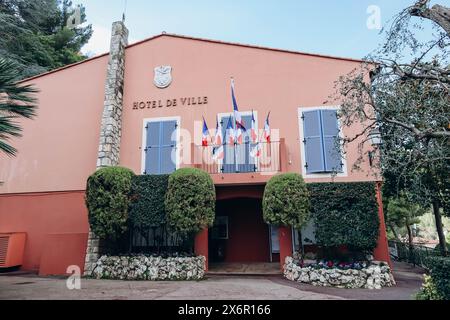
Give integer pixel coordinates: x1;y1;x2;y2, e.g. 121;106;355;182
165;168;216;235
85;166;135;240
308;182;380;253
417;256;450;300
129;175;169;236
262;173;310;229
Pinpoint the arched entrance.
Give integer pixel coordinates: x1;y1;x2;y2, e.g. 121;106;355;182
195;185;290;274
209;198;272;263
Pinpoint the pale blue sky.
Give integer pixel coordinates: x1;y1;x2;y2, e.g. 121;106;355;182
73;0;440;59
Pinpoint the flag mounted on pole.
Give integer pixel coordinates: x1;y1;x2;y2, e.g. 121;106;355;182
231;78;246;144
202;117;210;147
226;116;235;145
213;145;224;161
250;142;262;158
213;116;223;146
264;112;271;143
250;110;258;144
212;116;224;161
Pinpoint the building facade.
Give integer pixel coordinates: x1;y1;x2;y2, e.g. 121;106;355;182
0;22;390;275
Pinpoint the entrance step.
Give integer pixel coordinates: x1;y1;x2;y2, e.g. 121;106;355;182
208;263;282;276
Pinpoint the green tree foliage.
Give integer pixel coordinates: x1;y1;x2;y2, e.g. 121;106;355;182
387;195;426;245
0;57;37;156
0;0;93;79
335;0;449;255
262;173;310;229
129;175;169;238
416;256;450;300
85;167;135;240
309;183;380;253
165;168;215;235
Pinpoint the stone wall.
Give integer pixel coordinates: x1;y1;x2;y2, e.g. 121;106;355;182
97;20;128;168
284;257;396;290
84;20;129;276
91;255;206;281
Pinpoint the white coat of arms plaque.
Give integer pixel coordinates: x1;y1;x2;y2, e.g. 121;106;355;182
154;66;173;89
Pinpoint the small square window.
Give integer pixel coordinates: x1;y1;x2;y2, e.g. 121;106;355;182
212;216;228;240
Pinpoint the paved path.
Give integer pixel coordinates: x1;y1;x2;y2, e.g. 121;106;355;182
0;262;423;300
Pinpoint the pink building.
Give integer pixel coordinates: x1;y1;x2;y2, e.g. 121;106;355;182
0;21;390;275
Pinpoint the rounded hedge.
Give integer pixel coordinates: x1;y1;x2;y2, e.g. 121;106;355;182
85;166;135;240
262;173;310;229
165;168;216;235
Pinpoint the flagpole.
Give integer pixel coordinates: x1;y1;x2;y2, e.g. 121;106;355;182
253;109;259;171
231;77;238;173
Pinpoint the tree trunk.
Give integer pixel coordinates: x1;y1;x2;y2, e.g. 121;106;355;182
298;229;304;258
389;223;401;241
405;222;415;263
433;201;448;256
406;223;414;247
411;2;450;36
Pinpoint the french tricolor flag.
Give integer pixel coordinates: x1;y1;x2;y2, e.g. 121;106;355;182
226;116;235;145
213;145;224;161
264;112;271;143
250;142;262;158
202;117;210;147
231;79;246;144
213;116;223;146
250;110;258;144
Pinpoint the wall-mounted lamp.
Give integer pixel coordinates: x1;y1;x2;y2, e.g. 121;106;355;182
368;128;382;147
367;128;382;167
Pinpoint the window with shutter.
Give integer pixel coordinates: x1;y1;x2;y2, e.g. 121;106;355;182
321;110;342;172
302;109;343;174
220;114;255;173
303;110;326;174
144;120;178;175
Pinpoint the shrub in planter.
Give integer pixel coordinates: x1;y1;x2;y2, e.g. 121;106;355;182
129;174;169;236
165;168;216;235
308;182;380;254
262;173;310;229
85;166;135;240
417;256;450;300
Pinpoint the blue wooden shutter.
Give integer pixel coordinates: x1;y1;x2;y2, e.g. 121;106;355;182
160;120;177;174
145;122;160;174
303;110;326;173
221;115;235;173
237;114;255;173
321;110;343;172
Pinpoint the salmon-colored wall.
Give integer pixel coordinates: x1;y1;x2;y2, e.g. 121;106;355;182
119;36;378;183
0;34;382;273
39;233;89;276
0;56;108;195
0;191;89;271
0;34;377;196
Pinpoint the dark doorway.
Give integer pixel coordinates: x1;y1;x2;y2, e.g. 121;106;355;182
209;198;270;263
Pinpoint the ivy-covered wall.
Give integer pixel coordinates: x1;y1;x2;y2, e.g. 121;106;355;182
129;174;169;235
308;182;380;253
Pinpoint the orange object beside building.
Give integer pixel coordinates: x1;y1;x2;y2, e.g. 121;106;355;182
0;233;27;269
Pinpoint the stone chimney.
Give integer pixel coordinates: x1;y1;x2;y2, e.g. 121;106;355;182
84;21;129;276
97;21;129;168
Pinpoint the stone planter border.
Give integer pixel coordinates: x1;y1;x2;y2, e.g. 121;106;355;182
91;255;206;281
284;257;396;290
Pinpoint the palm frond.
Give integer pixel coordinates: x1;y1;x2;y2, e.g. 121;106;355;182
0;57;38;156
